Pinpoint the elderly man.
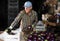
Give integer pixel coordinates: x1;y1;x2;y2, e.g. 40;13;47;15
8;1;38;41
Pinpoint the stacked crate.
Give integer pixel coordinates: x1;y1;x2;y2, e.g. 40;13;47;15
8;0;19;26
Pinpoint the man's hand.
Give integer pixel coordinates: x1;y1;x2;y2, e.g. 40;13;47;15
7;28;11;34
5;26;13;34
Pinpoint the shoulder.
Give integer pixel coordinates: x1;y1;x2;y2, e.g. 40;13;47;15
17;10;25;16
32;10;37;13
19;10;25;14
32;10;37;15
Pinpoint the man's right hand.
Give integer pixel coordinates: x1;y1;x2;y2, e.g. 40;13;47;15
6;26;13;34
7;28;11;33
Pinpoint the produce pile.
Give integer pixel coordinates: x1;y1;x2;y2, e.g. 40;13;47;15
27;31;55;41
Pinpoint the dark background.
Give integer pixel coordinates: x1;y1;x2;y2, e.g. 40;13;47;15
0;0;8;31
0;0;46;31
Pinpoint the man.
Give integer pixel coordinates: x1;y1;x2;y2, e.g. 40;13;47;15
8;1;38;41
45;10;60;35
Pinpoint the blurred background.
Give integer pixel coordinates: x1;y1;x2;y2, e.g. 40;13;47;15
0;0;59;30
0;0;48;31
0;0;60;41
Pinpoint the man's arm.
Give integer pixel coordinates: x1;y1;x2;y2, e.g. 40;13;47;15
46;21;56;26
32;12;38;27
9;11;23;29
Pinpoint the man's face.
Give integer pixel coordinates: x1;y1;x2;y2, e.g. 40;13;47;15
25;6;32;14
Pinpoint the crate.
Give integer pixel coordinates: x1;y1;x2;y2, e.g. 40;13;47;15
36;21;46;31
